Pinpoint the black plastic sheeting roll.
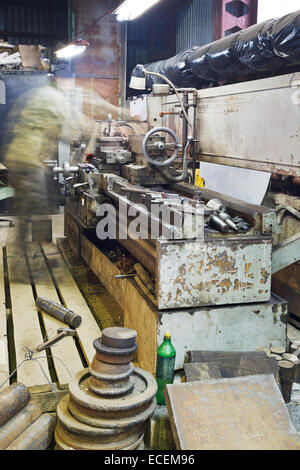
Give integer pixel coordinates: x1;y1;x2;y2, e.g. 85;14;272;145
130;10;300;91
143;47;205;89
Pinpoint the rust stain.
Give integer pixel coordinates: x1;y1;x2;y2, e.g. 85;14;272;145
260;269;270;285
197;260;204;275
207;251;237;275
188;263;195;273
225;107;238;114
175;288;181;301
234;279;255;291
174;264;187;287
217;278;232;293
245;263;252;274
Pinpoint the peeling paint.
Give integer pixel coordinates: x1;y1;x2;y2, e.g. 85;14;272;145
157;238;272;310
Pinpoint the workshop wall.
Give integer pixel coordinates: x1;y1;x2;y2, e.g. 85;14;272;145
126;0;180;98
72;0;126;120
0;0;69;46
176;0;214;52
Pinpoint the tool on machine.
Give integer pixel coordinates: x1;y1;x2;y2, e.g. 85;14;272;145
35;328;77;353
208;213;230;233
114;274;136;279
35;297;82;328
114;263;155;295
206;198;248;233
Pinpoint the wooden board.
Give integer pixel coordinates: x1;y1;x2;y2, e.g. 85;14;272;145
0;240;101;395
80;233;128;309
124;279;158;374
41;242;101;364
165;374;300;450
25;243;83;385
5;244;49;387
29;384;68;414
80;233;158;373
64;209;81;259
0;246;8;384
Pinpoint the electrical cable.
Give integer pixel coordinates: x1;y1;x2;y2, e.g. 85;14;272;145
77;1;124;38
141;67;194;131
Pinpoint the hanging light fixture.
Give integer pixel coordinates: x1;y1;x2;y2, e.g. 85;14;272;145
55;39;89;59
113;0;162;21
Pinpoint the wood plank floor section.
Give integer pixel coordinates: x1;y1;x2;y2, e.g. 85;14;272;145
41;242;101;364
5;244;49;387
0;246;8;385
25;243;83;385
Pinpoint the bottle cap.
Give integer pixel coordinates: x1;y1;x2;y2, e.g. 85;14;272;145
164;331;171;339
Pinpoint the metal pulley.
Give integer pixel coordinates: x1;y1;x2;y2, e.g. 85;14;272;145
142;127;182;167
55;327;157;450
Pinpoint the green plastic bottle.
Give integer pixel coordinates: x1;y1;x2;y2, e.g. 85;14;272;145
156;331;176;405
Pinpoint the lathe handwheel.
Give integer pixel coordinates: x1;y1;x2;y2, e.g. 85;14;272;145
142;127;181;167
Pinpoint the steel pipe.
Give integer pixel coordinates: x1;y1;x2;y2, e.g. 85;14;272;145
0;402;41;450
6;414;56;450
35;297;82;329
0;383;30;427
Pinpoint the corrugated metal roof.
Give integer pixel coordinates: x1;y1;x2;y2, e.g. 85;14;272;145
0;0;69;46
176;0;213;52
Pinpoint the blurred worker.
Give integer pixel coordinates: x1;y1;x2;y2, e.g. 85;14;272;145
4;73;128;243
4;76;85;242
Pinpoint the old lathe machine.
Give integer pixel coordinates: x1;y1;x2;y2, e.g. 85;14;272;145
53;72;300;374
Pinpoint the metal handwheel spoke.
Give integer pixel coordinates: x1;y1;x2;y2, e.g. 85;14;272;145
142;127;181;167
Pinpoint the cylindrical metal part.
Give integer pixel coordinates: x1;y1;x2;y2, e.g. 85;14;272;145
0;402;41;450
279;360;295;403
290;342;300;354
101;327;137;350
35;297;82;329
6;414;56;450
270;346;285;356
218;212;239;231
289;343;300;384
0;383;30;427
116;156;126;164
206;199;226;213
282;353;299;364
89;328;138;396
208;214;230;233
267;353;282;361
282;353;300;383
55;327;157;451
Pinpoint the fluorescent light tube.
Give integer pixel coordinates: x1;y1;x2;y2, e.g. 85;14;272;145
55;41;88;59
114;0;161;21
